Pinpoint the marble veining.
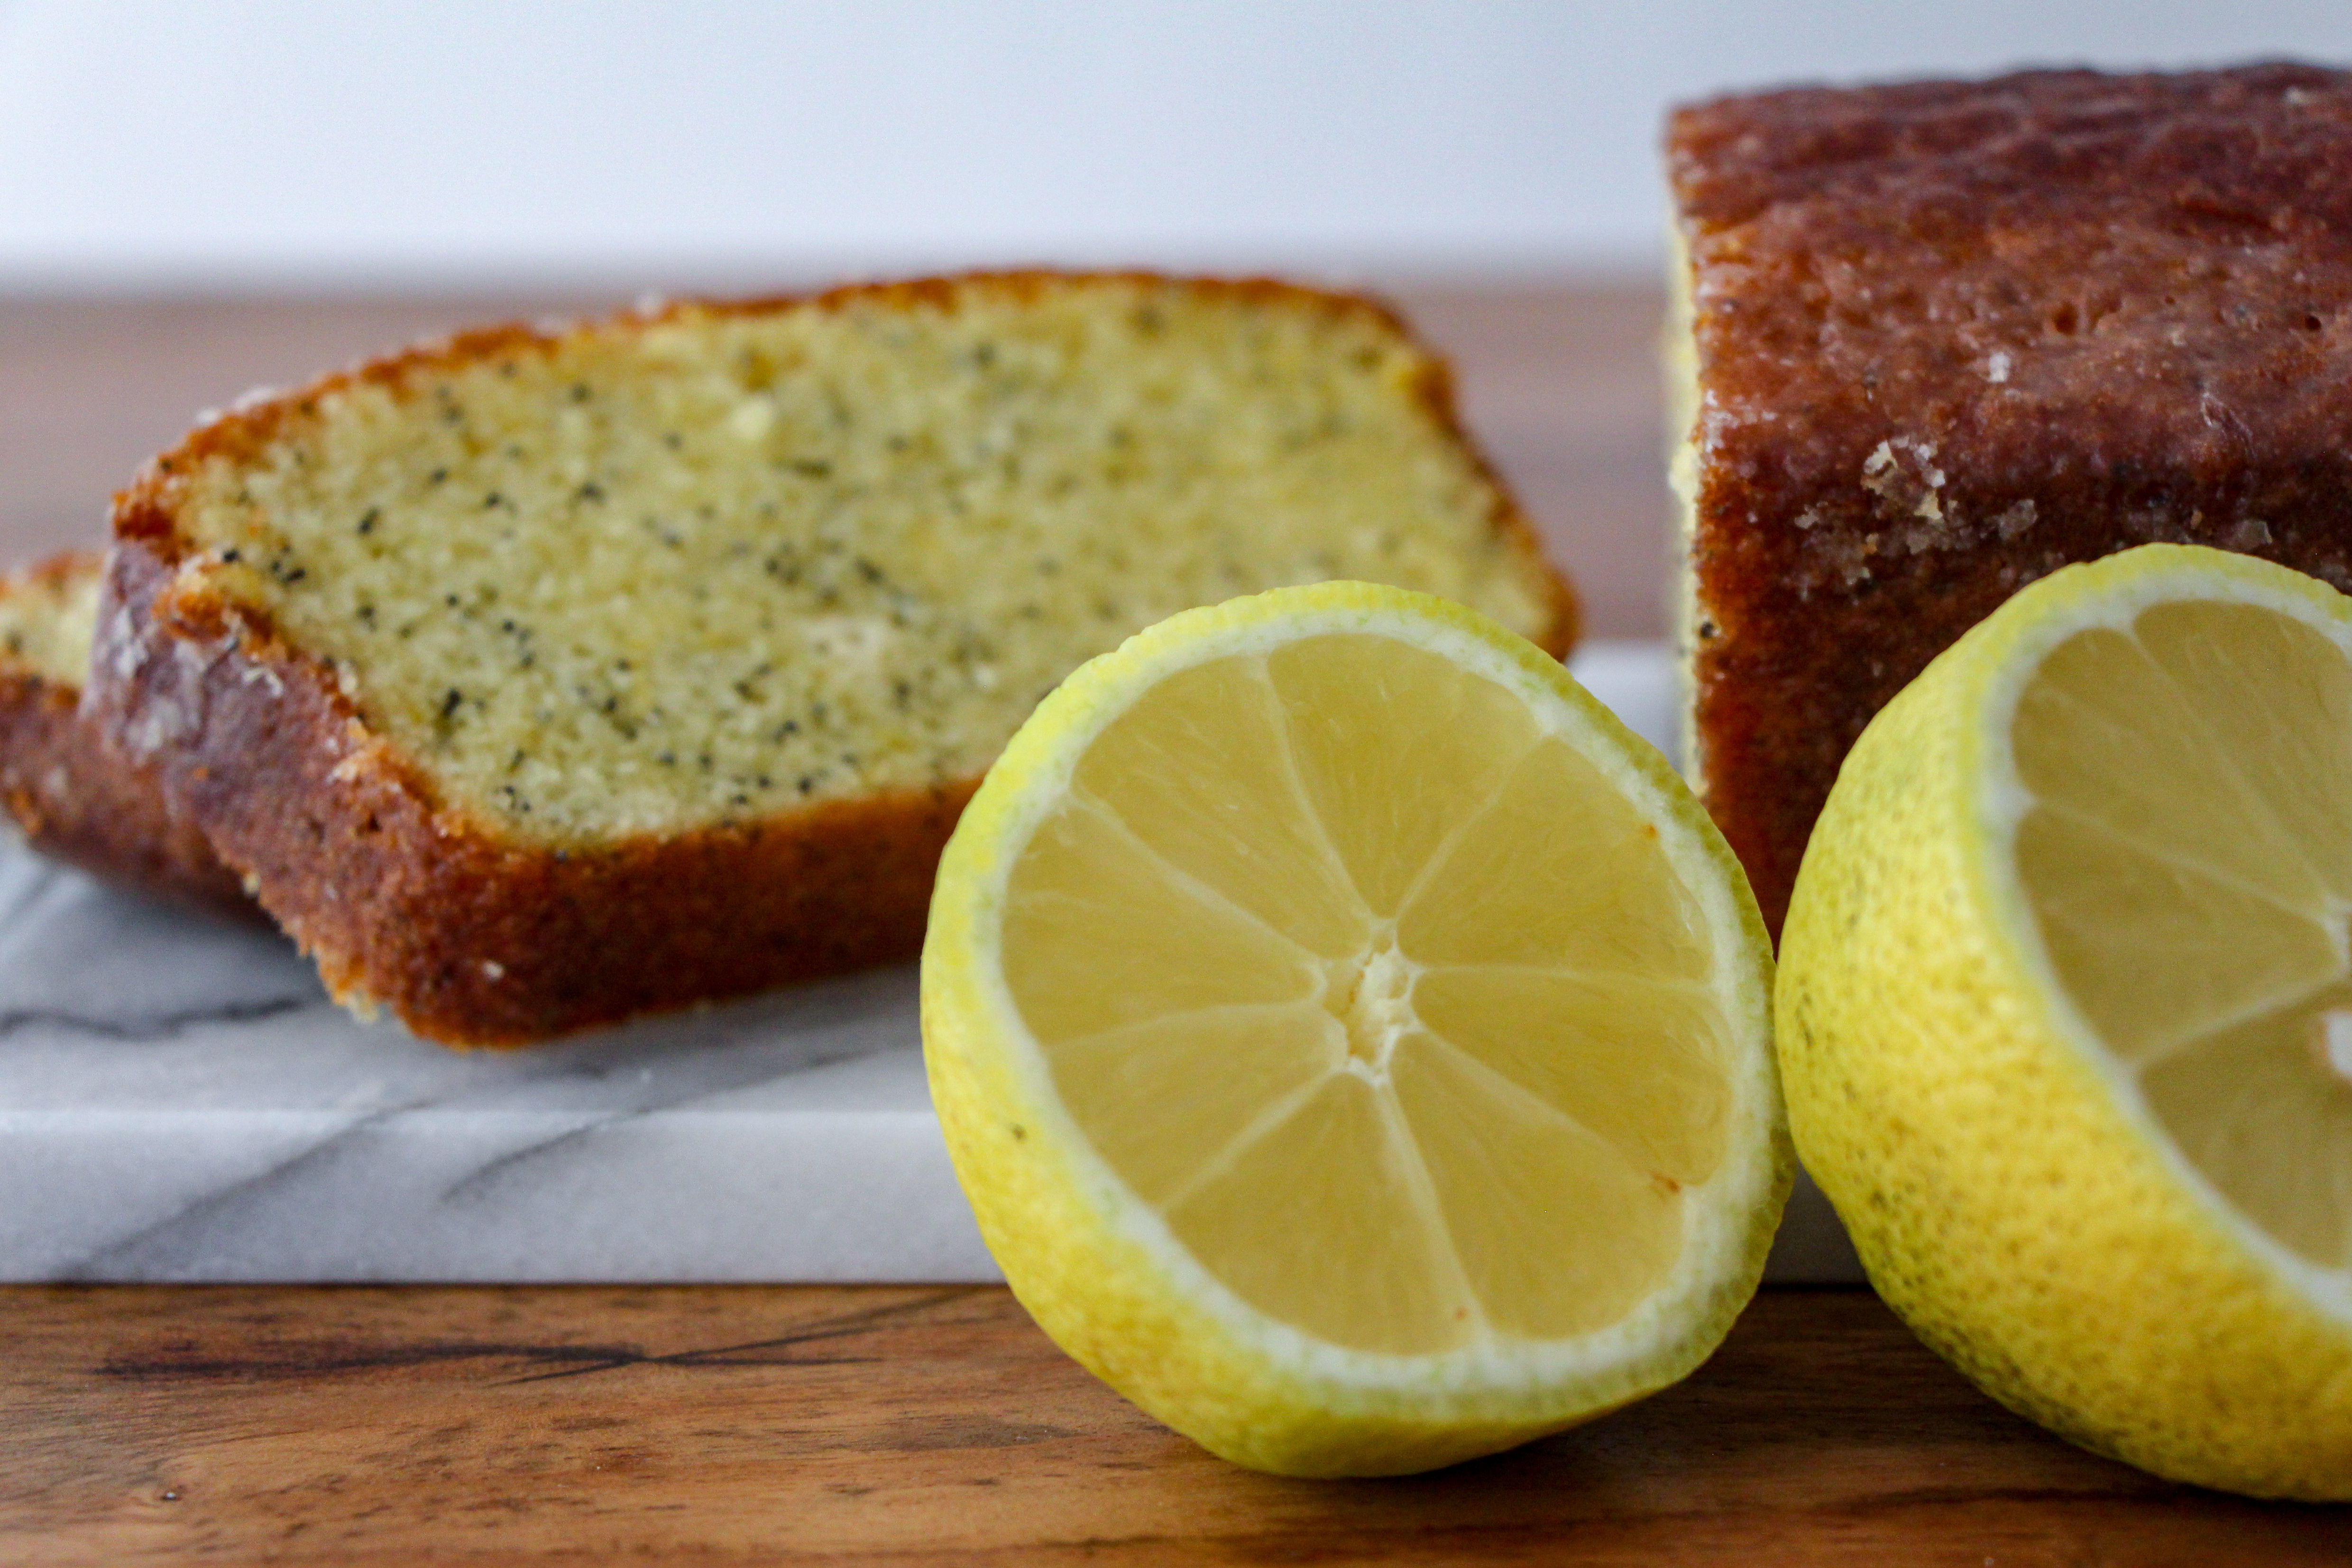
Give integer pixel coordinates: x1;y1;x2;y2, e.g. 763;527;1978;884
0;850;977;1281
0;643;1859;1283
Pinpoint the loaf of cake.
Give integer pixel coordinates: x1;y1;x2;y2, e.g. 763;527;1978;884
1668;62;2352;935
93;271;1576;1045
0;552;252;916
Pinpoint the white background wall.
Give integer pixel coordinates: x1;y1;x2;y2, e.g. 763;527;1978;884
2;0;2350;291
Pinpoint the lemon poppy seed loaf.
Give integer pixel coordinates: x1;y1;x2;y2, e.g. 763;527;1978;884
1668;63;2352;937
93;272;1575;1045
0;552;251;917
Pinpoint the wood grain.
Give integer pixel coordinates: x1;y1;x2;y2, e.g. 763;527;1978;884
0;283;1674;637
0;1285;2339;1565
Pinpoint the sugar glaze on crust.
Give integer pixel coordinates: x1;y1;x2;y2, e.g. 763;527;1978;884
0;552;255;919
1670;63;2352;935
96;273;1574;1045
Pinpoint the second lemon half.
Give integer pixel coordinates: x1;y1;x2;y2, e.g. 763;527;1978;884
922;582;1787;1476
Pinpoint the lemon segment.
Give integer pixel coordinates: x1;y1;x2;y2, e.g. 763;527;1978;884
1779;542;2352;1500
2009;596;2352;1269
925;581;1786;1477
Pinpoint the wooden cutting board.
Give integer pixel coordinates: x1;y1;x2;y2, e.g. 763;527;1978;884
4;1284;2341;1564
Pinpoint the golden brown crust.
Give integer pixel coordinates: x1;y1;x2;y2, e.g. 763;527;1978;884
96;534;973;1044
0;552;256;919
99;272;1568;1044
1397;344;1579;660
1668;63;2352;935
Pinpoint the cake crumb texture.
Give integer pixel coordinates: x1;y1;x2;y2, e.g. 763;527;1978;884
0;554;99;687
100;272;1572;1043
158;275;1564;842
1670;63;2352;935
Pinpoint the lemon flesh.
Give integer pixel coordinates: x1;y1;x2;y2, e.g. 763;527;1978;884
2014;599;2352;1273
926;582;1785;1477
1780;543;2352;1500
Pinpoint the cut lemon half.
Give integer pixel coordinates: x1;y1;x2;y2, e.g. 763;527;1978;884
922;582;1786;1477
1779;542;2352;1500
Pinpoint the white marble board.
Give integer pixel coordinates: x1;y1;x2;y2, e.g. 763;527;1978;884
0;642;1862;1284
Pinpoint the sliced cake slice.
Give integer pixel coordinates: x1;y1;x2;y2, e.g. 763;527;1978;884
1668;62;2352;936
94;271;1576;1045
0;551;252;917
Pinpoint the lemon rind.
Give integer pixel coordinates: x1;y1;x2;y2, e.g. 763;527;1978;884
925;580;1788;1474
1780;541;2352;1499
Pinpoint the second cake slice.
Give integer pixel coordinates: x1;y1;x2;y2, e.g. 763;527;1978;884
93;272;1574;1045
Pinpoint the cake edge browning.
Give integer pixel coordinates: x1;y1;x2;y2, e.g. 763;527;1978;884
96;531;976;1045
96;271;1576;1045
0;551;257;921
